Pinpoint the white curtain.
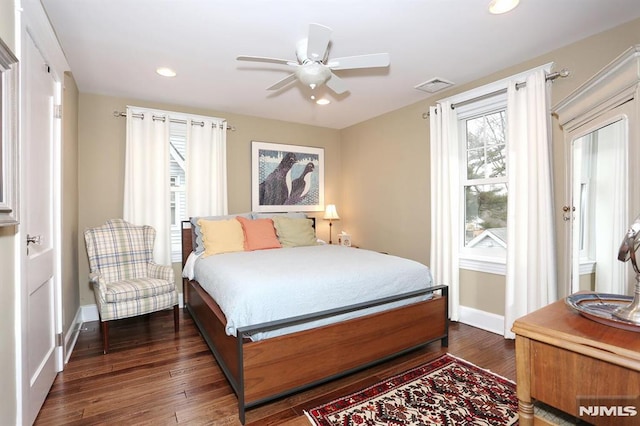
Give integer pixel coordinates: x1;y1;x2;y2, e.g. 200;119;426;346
504;68;557;338
186;119;228;217
123;107;172;264
430;101;461;321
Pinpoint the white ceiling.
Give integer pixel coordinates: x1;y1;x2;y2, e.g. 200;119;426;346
42;0;640;129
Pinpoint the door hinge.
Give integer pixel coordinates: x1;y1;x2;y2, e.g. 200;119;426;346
56;332;63;347
54;104;62;119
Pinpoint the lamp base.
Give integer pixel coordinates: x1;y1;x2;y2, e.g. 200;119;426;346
613;275;640;323
328;221;333;244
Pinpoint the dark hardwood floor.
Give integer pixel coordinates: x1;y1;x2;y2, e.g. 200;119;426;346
34;308;515;425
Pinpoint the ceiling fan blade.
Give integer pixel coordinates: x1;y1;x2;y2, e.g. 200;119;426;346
306;23;332;61
325;72;348;94
237;55;297;66
327;53;390;70
267;73;298;91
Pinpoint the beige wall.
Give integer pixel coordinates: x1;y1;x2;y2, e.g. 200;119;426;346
340;17;640;315
77;94;341;305
62;72;80;348
0;0;15;52
459;270;506;316
340;101;430;263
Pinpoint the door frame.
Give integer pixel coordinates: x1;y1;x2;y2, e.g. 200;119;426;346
17;2;69;424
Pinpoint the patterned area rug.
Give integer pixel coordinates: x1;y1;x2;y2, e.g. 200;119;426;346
306;353;518;426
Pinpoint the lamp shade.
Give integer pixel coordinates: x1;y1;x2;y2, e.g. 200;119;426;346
323;204;340;220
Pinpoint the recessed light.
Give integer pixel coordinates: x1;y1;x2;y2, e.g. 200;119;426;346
316;98;330;105
488;0;520;14
156;67;176;77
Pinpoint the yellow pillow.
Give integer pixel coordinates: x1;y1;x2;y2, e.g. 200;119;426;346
198;218;245;257
272;216;317;248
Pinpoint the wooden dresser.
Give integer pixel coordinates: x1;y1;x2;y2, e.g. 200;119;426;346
512;295;640;425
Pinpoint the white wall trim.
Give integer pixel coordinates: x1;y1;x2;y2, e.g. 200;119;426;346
80;304;100;323
458;305;504;336
459;257;507;275
21;0;70;78
63;308;83;364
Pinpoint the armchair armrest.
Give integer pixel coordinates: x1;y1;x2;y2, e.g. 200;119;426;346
148;262;175;282
89;272;102;284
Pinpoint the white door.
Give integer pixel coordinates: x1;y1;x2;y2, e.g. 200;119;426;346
22;32;61;425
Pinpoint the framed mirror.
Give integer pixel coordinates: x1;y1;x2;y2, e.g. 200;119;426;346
555;45;640;296
570;115;629;294
0;37;19;226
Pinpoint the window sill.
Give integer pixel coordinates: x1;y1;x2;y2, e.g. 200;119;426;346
578;260;596;275
459;255;506;275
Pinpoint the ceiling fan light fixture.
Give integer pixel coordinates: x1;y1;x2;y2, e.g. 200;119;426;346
237;23;390;96
316;98;330;105
296;62;331;88
488;0;520;14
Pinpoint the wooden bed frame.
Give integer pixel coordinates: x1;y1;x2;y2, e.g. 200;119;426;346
181;220;449;424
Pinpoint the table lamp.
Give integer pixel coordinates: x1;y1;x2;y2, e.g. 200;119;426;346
323;204;340;244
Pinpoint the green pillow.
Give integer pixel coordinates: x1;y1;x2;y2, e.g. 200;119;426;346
272;216;317;248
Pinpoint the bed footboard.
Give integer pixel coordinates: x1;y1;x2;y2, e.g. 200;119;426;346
186;280;448;424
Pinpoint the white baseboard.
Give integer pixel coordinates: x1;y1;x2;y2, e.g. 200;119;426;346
63;308;84;364
458;305;504;335
80;304;100;322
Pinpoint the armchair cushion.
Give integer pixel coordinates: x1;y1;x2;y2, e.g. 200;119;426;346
94;281;178;322
103;277;177;303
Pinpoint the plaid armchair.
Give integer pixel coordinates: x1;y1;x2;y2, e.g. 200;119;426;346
84;219;179;354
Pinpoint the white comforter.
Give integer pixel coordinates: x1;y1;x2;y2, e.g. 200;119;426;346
185;244;434;341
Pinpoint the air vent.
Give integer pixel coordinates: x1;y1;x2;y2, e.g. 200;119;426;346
414;78;455;93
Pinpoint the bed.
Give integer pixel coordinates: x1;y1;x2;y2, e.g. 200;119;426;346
181;216;448;423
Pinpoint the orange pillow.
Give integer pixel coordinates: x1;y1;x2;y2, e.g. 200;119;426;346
236;217;282;251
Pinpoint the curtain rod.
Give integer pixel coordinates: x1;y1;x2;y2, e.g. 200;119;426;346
422;68;570;119
113;110;236;131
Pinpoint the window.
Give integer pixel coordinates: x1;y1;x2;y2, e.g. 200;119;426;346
169;121;187;262
124;106;227;265
457;94;509;269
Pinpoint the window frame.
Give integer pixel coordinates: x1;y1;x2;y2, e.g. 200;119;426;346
168;121;187;263
435;63;554;275
456;92;509;274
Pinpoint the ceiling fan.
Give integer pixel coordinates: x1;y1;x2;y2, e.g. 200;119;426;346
236;23;390;95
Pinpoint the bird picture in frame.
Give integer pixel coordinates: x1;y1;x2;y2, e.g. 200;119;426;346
252;141;324;212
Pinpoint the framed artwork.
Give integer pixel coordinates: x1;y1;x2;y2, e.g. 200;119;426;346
252;141;324;212
0;37;19;226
